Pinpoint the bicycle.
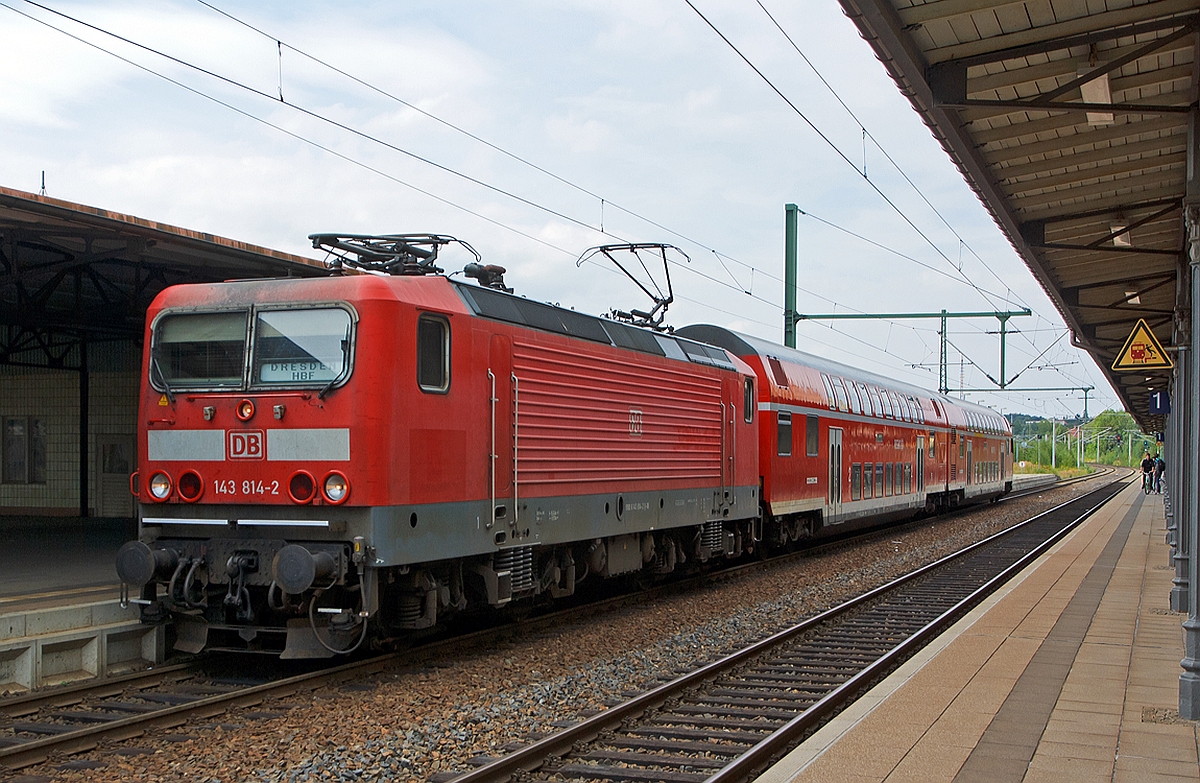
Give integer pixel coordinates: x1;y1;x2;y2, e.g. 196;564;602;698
1143;472;1154;494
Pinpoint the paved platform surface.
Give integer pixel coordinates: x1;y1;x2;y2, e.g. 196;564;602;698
761;479;1200;783
0;516;131;607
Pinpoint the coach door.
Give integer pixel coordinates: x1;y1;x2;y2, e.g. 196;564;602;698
828;427;843;520
966;439;974;485
489;335;516;525
916;435;925;493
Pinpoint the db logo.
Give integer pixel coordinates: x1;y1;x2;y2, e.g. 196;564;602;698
629;408;643;437
229;430;265;460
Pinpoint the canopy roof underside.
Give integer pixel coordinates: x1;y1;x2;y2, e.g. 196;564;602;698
838;0;1199;431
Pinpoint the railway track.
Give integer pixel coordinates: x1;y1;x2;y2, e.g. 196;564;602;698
442;474;1129;783
0;655;403;770
0;469;1116;772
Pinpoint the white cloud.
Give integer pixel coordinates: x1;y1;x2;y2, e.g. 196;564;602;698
0;0;1119;416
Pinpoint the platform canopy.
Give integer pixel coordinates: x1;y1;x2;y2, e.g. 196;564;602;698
0;186;328;369
838;0;1198;431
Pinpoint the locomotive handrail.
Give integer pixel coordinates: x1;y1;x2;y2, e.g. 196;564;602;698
720;401;728;502
488;369;497;530
512;373;519;525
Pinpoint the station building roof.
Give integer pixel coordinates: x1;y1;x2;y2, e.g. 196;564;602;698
0;186;327;368
837;0;1197;431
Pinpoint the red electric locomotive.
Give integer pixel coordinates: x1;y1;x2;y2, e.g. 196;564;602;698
116;235;1012;658
117;237;761;657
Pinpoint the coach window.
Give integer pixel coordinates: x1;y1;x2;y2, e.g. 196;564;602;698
744;378;755;423
777;411;793;457
846;382;862;415
864;462;874;498
884;463;893;496
832;378;849;413
806;415;819;457
867;386;882;417
851;464;862;500
875;464;884;498
417;314;451;392
820;374;837;410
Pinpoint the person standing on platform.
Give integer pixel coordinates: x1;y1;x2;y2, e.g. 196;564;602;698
1141;452;1155;493
1154;453;1166;494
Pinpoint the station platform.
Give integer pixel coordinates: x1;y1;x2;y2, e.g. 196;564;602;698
761;479;1200;783
0;517;156;691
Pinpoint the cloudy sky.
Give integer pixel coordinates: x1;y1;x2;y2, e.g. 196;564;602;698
0;0;1121;419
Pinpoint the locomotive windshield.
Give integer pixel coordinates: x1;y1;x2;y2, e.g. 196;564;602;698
254;308;351;385
151;306;354;391
155;311;248;388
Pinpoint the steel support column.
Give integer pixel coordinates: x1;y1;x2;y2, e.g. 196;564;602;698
1171;346;1188;612
78;339;88;518
1180;203;1200;718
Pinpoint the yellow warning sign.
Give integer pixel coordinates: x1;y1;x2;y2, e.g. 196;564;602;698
1112;319;1173;371
158;395;169;407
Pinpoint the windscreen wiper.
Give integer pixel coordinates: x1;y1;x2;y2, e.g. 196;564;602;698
150;352;175;403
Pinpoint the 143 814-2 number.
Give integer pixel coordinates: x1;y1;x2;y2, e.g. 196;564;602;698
213;479;280;496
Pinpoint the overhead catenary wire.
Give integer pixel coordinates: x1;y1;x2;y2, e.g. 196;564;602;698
5;2;1115;415
192;0;787;302
681;0;1000;304
15;1;961;349
754;0;1031;312
698;0;1076;375
186;0;995;345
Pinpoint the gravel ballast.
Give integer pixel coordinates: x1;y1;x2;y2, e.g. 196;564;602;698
29;477;1119;783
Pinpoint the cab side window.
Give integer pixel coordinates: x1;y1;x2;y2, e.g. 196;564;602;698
417;315;450;392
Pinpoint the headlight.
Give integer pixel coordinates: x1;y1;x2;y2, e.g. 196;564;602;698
149;472;172;501
236;399;256;421
323;472;349;504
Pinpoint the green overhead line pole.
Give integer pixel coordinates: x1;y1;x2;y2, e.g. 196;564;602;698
793;309;1031;393
784;203;799;349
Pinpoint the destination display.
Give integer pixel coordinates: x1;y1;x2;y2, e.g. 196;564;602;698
259;360;338;382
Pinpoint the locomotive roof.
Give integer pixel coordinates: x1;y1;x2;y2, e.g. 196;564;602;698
450;280;747;375
676;324;1010;432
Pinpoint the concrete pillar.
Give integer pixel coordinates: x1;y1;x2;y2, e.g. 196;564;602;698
1180;204;1200;718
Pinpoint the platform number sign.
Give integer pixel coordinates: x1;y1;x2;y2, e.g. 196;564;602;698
1149;390;1170;415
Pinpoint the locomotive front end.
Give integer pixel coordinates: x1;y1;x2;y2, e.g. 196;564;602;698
118;281;374;658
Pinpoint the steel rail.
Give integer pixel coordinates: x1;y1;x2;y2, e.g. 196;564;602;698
0;654;399;769
0;662;198;719
446;475;1128;783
